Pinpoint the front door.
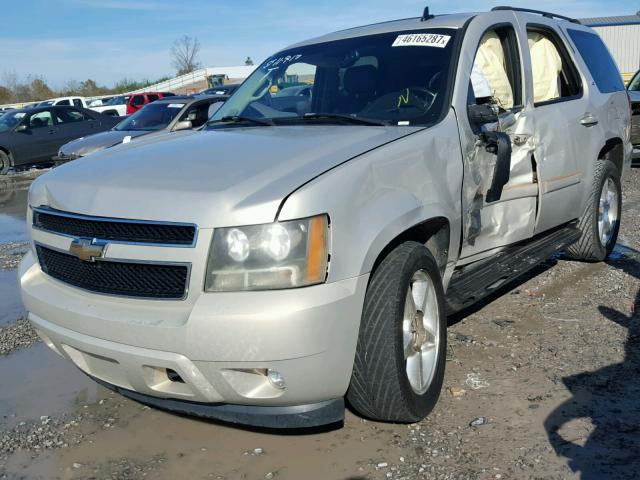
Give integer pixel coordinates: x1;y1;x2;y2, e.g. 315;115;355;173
455;15;539;260
12;110;58;166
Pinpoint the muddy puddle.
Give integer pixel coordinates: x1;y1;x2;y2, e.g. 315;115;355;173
0;344;103;428
7;403;395;480
0;269;24;326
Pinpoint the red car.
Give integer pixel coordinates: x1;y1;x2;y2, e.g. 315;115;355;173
126;92;175;115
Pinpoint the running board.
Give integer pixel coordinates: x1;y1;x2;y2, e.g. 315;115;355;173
446;223;581;314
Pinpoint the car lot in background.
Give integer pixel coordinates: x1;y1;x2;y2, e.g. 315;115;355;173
36;96;89;108
198;83;242;96
0;106;120;173
87;96;115;108
90;95;130;117
628;69;640;165
127;91;175;114
57;94;229;161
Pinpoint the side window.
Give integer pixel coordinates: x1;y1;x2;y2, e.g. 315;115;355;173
567;29;625;94
527;27;581;104
73;98;83;107
470;26;522;111
28;111;53;128
57;99;70;106
131;95;145;106
55;109;87;124
182;103;209;128
147;94;159;103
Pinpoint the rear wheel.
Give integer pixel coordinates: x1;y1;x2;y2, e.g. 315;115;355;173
347;241;447;423
567;160;621;261
0;151;10;175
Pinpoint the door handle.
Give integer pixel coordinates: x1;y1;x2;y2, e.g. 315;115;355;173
580;115;599;127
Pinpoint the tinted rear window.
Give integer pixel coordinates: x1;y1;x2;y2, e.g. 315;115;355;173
567;29;624;94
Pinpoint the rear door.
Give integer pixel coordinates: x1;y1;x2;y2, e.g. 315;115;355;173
53;107;96;145
517;19;597;234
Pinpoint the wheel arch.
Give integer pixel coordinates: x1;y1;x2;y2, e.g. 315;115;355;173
598;137;624;173
369;217;450;278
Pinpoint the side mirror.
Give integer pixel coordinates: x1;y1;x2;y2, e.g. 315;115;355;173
467;103;499;128
173;120;192;131
482;131;512;203
15;124;28;132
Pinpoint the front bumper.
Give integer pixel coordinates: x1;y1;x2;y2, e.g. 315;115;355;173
20;252;368;426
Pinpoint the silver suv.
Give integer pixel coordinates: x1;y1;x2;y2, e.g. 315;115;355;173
20;7;631;428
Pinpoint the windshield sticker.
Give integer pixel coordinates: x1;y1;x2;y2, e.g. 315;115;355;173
122;136;132;144
264;54;303;70
167;103;186;108
392;33;451;48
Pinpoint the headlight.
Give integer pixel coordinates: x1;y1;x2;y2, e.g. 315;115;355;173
205;215;329;292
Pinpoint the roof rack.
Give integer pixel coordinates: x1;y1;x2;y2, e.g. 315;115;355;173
491;6;580;24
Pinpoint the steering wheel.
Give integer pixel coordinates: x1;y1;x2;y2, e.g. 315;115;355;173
362;86;438;117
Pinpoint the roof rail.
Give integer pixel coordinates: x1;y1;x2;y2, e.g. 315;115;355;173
491;6;580;24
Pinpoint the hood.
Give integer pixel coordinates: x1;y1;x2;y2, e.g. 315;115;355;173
31;125;417;228
60;130;152;157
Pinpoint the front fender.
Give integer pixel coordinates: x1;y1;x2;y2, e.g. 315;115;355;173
277;113;464;283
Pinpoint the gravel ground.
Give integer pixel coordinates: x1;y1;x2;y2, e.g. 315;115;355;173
0;243;29;271
0;168;638;480
0;319;39;356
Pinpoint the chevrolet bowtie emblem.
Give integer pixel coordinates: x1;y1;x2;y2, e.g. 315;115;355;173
69;238;106;262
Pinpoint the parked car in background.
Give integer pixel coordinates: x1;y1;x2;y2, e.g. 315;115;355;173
199;83;242;96
628;69;640;165
37;96;89;108
19;7;631;429
274;84;312;98
87;97;115;108
127;92;175;115
0;106;120;173
91;95;130;117
56;95;229;161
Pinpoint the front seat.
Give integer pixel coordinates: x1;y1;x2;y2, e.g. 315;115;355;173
339;65;379;113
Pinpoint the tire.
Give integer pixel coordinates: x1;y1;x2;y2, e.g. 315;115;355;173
0;151;10;175
347;241;447;423
566;160;621;262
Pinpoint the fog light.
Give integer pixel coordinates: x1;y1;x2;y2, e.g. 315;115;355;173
267;369;286;390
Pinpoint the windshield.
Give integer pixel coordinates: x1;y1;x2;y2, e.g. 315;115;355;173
210;29;457;127
114;102;186;131
0;111;26;133
106;96;128;106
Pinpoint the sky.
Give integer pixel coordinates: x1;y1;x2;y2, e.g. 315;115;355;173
0;0;633;88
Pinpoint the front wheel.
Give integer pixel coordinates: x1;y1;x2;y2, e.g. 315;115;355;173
0;151;10;175
567;160;621;262
347;241;447;423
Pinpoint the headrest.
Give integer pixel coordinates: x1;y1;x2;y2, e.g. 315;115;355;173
344;65;378;97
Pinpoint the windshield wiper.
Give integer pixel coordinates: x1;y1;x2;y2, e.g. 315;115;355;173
301;113;388;126
210;115;275;127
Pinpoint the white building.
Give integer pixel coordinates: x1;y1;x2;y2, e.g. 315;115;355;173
580;12;640;83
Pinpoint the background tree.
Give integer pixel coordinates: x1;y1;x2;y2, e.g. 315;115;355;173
0;86;12;104
245;56;254;66
170;35;201;76
29;77;54;100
